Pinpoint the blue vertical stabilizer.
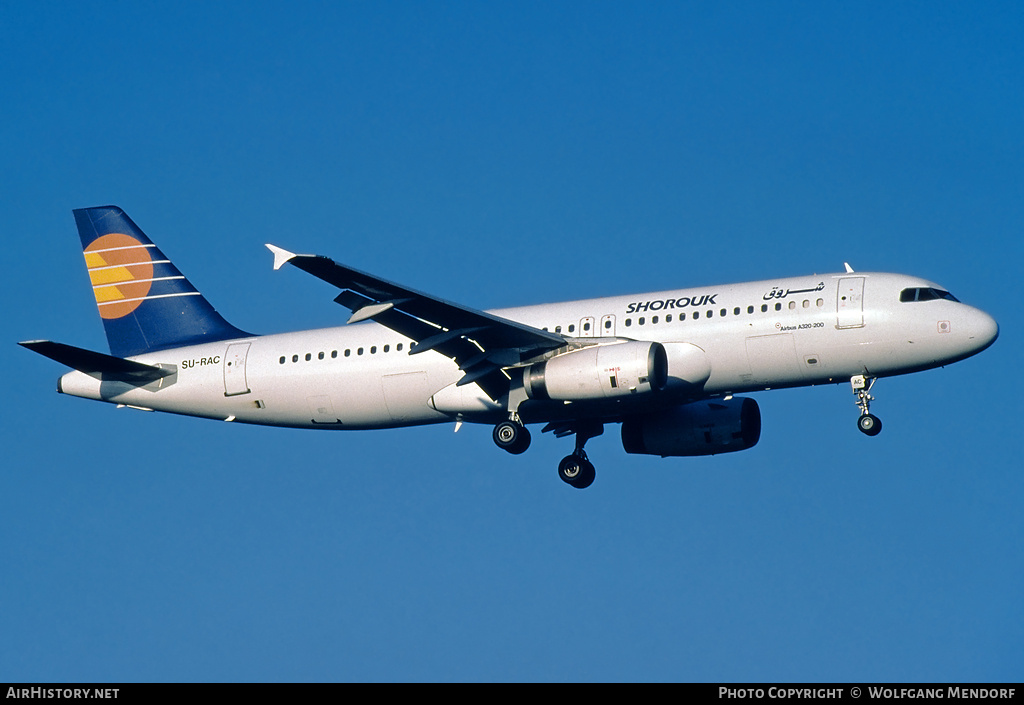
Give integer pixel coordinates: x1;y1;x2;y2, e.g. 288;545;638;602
73;206;251;357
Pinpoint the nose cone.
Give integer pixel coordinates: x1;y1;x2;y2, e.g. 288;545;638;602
967;308;999;354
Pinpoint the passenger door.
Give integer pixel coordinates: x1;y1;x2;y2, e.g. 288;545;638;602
223;342;251;396
836;277;865;329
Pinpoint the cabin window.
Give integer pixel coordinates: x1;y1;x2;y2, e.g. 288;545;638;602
331;350;338;358
639;317;646;325
383;344;390;353
761;304;768;313
693;311;700;319
358;348;364;355
568;324;576;333
397;343;403;351
279;356;286;364
318;351;325;360
604;319;612;329
775;303;782;311
788;301;796;310
370;346;377;354
665;314;672;323
747;305;754;314
652;316;659;324
625;319;632;327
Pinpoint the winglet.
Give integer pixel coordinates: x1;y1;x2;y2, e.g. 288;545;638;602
266;244;297;271
844;262;855;273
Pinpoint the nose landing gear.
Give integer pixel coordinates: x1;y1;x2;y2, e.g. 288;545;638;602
851;375;882;436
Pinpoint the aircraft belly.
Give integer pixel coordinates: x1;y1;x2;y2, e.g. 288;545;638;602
302;363;450;429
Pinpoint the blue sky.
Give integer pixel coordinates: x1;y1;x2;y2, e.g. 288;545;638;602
2;1;1021;682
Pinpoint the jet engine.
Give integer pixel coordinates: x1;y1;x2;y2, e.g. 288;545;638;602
621;397;761;457
523;341;667;401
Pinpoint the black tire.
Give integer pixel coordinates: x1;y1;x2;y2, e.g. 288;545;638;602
857;413;882;436
558;455;596;489
493;420;531;454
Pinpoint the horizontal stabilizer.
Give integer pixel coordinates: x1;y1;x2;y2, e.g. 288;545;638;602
19;340;174;382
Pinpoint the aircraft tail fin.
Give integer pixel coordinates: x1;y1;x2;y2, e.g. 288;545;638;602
73;206;250;357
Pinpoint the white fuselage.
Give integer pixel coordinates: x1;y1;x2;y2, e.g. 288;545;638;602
57;271;999;430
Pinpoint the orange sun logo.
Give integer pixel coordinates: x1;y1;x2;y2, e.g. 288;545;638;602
83;233;155;319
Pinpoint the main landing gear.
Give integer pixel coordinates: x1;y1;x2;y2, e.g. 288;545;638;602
556;422;602;489
493;415;531;455
558;450;596;490
851;374;882;436
491;415;602;489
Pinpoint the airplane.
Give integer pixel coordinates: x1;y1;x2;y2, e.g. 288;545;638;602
20;206;999;488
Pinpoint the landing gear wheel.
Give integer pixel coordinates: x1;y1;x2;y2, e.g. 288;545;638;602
857;413;882;436
558;454;596;489
493;420;531;454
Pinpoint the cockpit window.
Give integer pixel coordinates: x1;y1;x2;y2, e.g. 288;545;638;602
899;287;959;303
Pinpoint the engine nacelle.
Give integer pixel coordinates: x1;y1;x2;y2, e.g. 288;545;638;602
621;397;761;457
523;341;668;401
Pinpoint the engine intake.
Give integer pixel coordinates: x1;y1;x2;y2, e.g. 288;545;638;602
523;341;668;401
621;397;761;457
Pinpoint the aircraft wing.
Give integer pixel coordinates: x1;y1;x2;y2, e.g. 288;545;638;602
267;246;566;400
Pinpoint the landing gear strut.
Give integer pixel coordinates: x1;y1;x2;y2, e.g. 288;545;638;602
557;422;602;489
493;415;531;454
494;375;532;455
851;374;882;436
